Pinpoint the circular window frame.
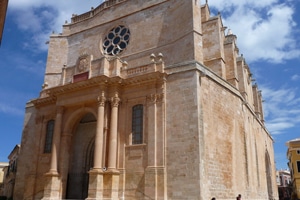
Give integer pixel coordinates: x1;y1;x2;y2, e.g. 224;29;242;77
102;25;130;57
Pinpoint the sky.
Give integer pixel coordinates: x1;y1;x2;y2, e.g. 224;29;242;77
0;0;299;170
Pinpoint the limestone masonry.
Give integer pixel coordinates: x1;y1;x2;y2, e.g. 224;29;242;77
14;0;278;199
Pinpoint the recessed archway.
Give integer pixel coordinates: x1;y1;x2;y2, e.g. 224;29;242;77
265;150;273;200
65;112;97;199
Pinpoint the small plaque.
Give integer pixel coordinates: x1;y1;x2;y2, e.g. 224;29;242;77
73;71;89;82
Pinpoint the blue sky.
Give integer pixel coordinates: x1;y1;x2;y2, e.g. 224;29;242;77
0;0;299;170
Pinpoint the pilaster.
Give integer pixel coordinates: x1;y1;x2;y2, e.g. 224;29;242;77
144;166;166;200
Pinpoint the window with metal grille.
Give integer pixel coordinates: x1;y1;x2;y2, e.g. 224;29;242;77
44;120;55;153
103;25;130;56
132;104;143;144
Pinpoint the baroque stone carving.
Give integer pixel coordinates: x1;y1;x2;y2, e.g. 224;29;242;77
97;91;106;107
78;58;88;72
76;54;90;74
110;93;121;107
147;93;164;103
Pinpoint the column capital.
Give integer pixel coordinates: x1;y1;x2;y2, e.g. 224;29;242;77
110;93;121;107
97;91;106;107
147;93;164;104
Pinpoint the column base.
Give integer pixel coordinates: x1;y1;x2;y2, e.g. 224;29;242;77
87;169;104;199
41;171;61;200
87;169;121;200
102;169;120;200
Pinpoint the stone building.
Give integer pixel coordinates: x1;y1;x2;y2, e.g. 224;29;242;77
286;138;300;199
0;0;9;45
0;162;8;197
1;145;20;200
276;169;292;200
14;0;278;199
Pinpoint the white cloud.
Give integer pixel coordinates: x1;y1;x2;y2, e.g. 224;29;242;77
261;86;300;134
208;0;279;11
0;89;27;116
209;0;300;63
291;74;300;81
8;0;104;51
7;0;300;63
0;103;24;116
0;50;45;76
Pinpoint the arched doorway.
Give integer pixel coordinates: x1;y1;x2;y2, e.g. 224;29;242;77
265;151;273;200
66;113;96;199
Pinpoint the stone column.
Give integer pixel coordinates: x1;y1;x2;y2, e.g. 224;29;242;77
42;106;63;200
108;92;120;171
107;91;120;200
49;106;64;173
94;91;106;169
87;91;106;200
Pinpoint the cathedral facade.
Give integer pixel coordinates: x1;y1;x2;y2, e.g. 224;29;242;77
14;0;278;199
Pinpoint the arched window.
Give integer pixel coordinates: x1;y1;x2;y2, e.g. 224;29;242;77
132;104;143;144
44;120;55;153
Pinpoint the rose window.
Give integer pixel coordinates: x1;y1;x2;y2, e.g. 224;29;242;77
103;25;130;56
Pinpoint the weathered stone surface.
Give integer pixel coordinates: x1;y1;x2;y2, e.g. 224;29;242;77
14;0;278;200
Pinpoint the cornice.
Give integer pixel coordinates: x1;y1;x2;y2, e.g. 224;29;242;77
33;72;166;107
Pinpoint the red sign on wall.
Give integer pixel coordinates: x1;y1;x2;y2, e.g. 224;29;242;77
73;72;89;83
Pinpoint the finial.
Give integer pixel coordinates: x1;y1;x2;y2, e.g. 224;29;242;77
150;53;156;63
42;82;48;89
158;53;164;62
122;61;128;70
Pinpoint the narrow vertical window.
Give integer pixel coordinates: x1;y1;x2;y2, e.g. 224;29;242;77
297;161;300;173
132;104;143;144
44;120;55;153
